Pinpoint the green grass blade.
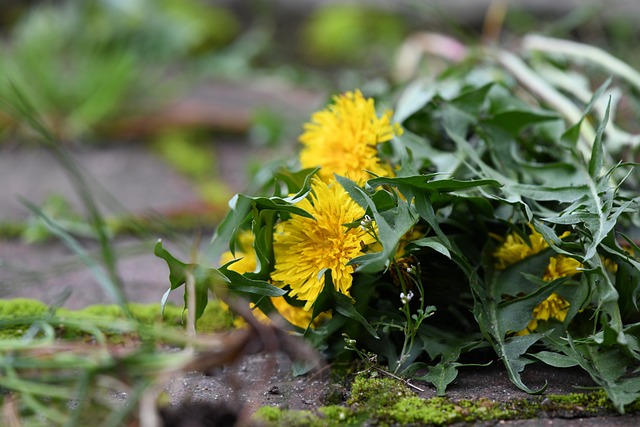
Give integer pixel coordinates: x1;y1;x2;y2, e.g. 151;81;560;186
21;199;129;311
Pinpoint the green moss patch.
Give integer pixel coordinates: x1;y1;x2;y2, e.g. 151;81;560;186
0;298;49;317
0;298;51;338
0;298;234;340
255;373;639;426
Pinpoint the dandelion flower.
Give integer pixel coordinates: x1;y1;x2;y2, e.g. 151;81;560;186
532;292;570;323
517;255;581;335
517;293;571;336
493;226;579;335
299;89;403;184
219;231;328;328
219;230;257;273
543;255;582;281
601;256;618;274
271;178;376;310
253;296;330;329
493;225;550;270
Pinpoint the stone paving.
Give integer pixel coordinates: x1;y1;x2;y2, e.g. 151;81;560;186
0;79;321;309
0;143;206;308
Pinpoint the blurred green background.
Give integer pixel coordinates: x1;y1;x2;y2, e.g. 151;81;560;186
2;0;638;144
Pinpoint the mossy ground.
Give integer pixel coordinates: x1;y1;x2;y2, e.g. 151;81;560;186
254;372;640;426
2;299;638;426
0;297;234;340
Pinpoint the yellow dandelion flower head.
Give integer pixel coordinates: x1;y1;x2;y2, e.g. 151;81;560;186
493;224;572;270
543;255;582;281
250;297;331;329
601;256;618;274
396;227;424;258
514;319;539;336
516;292;570;335
299;89;403;185
219;230;257;274
272;296;331;329
601;246;636;274
493;225;549;270
271;178;377;310
532;292;570;323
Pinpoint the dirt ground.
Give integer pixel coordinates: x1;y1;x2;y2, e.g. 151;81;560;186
157;351;640;426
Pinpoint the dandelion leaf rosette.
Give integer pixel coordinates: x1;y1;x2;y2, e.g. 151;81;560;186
158;44;640;411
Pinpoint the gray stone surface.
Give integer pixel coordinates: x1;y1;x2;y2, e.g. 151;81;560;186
0;237;189;309
0;145;200;221
0;77;319;310
0;144;217;309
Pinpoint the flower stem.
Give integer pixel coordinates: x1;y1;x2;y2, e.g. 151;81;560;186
493;48;594;159
523;35;640;92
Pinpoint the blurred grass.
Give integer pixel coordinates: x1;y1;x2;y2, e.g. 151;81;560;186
0;301;235;426
3;1;637;143
0;0;240;142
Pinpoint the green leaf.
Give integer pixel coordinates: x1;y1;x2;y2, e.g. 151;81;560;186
335;174;370;210
274;166;319;200
507;183;590;203
497;278;566;336
394;81;437;123
561;335;640;413
442;103;477;140
484;109;559;134
337;176;418;273
407;237;451;259
218;266;286;297
500;334;548;394
154;240;229;320
529;351;579;368
209;181;315;267
368;175;502;194
473;248;550;394
588;98;610;179
449;83;493;116
560;77;611;150
422;363;459;396
325;271;378;339
490;247;557;297
252;209;277;277
414;327;487;395
584;263;626;345
413;193;453;250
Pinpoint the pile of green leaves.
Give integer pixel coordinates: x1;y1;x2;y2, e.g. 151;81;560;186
157;37;640;412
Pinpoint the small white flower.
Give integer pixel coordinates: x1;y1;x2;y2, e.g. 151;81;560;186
400;290;414;305
360;214;372;231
